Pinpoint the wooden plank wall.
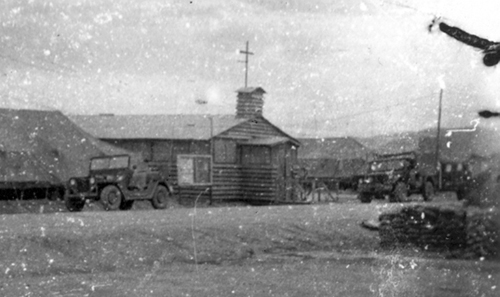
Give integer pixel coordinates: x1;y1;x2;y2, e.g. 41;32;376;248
166;163;243;203
241;165;278;202
212;163;242;199
166;163;279;203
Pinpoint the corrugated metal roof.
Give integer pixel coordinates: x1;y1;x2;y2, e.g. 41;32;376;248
69;114;248;140
298;137;371;159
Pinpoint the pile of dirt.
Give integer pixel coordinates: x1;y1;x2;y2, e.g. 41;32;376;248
379;204;467;252
465;207;500;259
379;204;500;259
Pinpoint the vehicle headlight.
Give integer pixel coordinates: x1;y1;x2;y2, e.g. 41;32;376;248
69;179;76;186
359;177;373;184
89;177;96;185
389;174;401;181
117;175;124;182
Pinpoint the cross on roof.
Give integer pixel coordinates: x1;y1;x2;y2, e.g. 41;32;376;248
239;41;254;88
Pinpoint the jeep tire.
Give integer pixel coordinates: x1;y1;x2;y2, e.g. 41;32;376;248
100;185;122;211
358;193;373;203
422;181;434;201
65;196;84;212
120;200;134;210
151;185;171;209
390;182;407;203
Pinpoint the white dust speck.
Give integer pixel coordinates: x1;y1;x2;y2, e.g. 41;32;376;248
43;50;51;56
41;227;46;237
95;14;111;24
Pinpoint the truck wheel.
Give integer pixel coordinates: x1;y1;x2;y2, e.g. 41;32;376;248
65;196;84;212
151;185;173;209
358;193;373;203
456;187;466;201
390;182;407;203
120;200;134;210
422;181;434;201
100;185;122;211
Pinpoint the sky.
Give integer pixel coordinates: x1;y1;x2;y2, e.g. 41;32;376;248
1;0;500;138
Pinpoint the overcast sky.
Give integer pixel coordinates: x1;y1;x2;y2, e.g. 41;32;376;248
1;0;500;138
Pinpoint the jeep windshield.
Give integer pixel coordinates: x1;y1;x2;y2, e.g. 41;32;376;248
369;160;408;172
90;156;130;171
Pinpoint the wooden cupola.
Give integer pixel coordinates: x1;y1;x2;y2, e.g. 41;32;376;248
235;87;266;118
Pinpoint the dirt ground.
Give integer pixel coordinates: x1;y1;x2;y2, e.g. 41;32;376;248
0;193;498;297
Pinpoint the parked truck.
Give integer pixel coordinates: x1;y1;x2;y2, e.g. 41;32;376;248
64;154;175;211
357;152;470;203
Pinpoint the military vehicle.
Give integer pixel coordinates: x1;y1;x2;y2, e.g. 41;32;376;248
64;155;174;212
357;152;470;203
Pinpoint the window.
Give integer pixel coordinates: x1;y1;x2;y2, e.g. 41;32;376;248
214;139;237;163
90;155;130;170
241;146;271;164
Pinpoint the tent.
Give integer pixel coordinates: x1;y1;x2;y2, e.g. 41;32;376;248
0;108;124;197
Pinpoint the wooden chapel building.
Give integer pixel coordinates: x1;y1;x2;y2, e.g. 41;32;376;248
70;87;301;204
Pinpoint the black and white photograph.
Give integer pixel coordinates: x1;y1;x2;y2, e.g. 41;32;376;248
0;0;499;296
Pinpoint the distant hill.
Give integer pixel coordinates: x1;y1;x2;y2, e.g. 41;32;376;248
356;125;500;159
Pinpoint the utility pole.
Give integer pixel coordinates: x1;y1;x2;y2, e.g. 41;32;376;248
239;41;254;88
435;89;443;188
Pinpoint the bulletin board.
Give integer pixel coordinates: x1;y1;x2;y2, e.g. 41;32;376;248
177;155;212;186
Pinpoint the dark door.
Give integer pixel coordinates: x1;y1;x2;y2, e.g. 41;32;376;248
275;144;295;202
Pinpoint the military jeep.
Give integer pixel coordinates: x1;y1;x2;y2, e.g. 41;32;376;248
357;152;435;203
65;154;175;212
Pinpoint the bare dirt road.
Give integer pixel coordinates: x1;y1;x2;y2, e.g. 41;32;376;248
0;194;498;296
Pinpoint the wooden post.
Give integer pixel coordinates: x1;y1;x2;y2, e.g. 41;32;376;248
435;89;443;189
239;41;254;88
209;117;214;205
